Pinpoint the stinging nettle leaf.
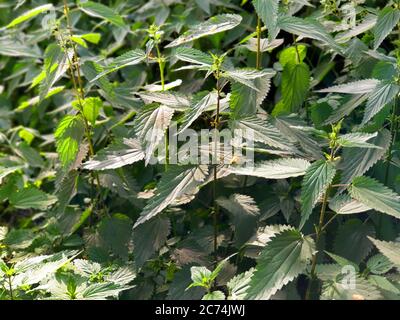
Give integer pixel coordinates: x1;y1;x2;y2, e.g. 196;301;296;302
246;229;315;299
362;81;400;125
133;165;209;228
91;49;146;82
166;14;242;48
228;158;310;180
316;79;380;94
373;7;400;50
349;176;400;220
368;237;400;267
252;0;280;41
6;4;54;29
78;1;126;27
339;129;391;185
134;104;175;165
300;159;336;229
9;186;57;210
83;138;145;171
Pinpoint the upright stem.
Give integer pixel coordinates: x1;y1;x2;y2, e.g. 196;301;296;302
7;275;13;300
384;93;399;184
305;188;329;300
63;0;101;191
213;73;221;262
155;43;169;170
256;17;262;70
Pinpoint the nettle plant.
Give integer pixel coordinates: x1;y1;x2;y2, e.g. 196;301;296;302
0;0;400;300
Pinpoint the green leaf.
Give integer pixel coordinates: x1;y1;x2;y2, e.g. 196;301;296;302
133;166;209;227
55;115;85;167
349;176;400;220
252;0;280;40
99;214;132;260
78;1;125;27
174;47;213;67
321;276;382;300
278;16;342;52
329;194;371;215
246;229;315;299
279;45;307;66
316;79;379;94
134;104;174;165
227;268;254;300
228;158;311;179
229;115;293;150
6;4;53;28
83;138;145;171
217;194;260;246
333;219;375;264
336;132;381;149
367;237;400;267
82;97;102;126
178;92;219;134
300;160;336;229
230;75;272;118
272;62;310;115
373;7;400;50
189;266;212;288
367;254;394;275
91;49;146;82
133;217;171;268
362;81;400;125
166;14;242;48
223;68;276;91
202;290;225;300
9;186;57;210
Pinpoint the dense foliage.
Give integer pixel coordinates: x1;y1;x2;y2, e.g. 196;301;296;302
0;0;400;300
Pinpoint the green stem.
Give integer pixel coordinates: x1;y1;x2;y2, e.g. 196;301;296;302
256;16;262;70
7;275;13;300
62;0;102;200
305;187;330;300
384;97;398;184
212;74;221;263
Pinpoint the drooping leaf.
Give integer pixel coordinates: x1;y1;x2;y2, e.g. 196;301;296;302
9;186;57;210
339;129;391;185
349;176;400;220
223;68;276;91
278;16;342;52
227;268;254;300
333;219;375;264
133;217;171;268
246;229;315;299
91;49;146;81
329;194;371;215
300;160;336;229
217;194;260;246
134;104;175;165
133;166;209;227
83;139;145;171
166;14;242;48
362;81;400;125
373;7;400;50
174;47;213;67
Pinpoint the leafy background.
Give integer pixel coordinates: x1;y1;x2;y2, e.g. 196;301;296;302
0;0;400;300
